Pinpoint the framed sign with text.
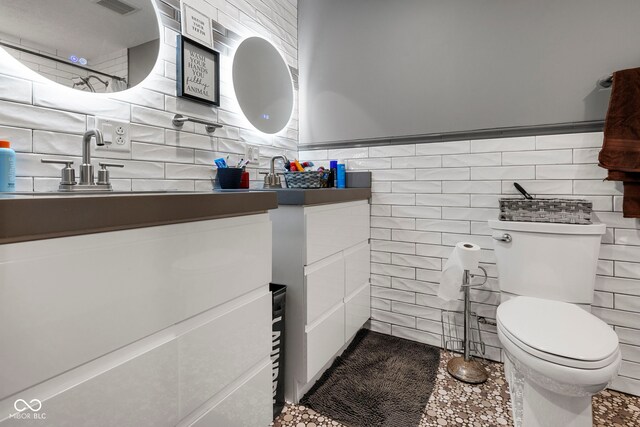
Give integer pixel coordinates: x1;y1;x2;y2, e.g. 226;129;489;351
176;35;220;106
181;1;213;48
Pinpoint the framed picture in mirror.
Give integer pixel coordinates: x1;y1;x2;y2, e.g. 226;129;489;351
176;35;220;106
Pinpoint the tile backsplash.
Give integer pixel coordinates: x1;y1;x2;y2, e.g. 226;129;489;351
0;0;298;192
301;131;640;396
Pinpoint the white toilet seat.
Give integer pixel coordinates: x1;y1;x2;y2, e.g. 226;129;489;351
498;323;620;370
497;296;619;364
497;296;621;391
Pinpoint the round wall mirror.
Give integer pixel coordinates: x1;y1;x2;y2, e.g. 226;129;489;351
232;37;294;134
0;0;160;93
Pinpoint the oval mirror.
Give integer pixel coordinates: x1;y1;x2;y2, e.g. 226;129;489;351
233;37;293;134
0;0;160;93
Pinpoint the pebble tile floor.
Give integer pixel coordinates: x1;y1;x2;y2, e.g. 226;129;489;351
273;351;640;426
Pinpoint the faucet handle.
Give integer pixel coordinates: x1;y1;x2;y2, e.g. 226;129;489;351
97;162;124;185
41;159;76;185
260;171;284;188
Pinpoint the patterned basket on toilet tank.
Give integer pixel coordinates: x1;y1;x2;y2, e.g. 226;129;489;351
499;198;593;224
283;171;329;188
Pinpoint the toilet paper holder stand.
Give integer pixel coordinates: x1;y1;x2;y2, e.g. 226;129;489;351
445;266;489;384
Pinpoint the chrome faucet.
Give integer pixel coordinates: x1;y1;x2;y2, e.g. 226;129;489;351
260;155;288;188
41;129;123;192
80;129;104;185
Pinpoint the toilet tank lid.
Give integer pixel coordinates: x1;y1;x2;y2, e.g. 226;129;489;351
488;220;606;235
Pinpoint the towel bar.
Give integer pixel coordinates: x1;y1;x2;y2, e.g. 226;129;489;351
598;74;613;88
172;114;223;133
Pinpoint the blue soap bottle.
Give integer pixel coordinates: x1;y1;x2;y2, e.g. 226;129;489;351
336;160;346;189
0;140;16;192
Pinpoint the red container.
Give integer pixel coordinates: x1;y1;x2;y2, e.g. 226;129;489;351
240;171;250;189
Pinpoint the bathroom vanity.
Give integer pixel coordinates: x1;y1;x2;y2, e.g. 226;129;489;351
0;191;277;426
269;189;372;403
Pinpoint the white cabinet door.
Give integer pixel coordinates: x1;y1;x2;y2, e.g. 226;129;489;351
304;253;345;325
345;283;371;341
305;304;345;382
344;241;370;297
304;201;370;264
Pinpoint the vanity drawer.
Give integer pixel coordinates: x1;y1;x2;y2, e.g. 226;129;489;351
178;293;271;418
304;252;345;325
344;241;371;296
304;201;370;264
305;303;345;382
0;215;271;400
0;337;180;427
0;292;271;427
345;283;371;341
188;363;271;427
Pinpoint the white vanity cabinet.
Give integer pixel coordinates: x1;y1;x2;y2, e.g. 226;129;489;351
0;214;273;426
271;200;371;402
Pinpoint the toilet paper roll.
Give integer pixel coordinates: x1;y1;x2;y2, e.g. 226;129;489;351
454;242;481;270
438;242;482;301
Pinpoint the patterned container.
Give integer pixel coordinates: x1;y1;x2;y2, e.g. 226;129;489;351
499;198;593;224
283;171;329;188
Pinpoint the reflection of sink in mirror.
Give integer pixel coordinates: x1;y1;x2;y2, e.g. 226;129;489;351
0;0;160;93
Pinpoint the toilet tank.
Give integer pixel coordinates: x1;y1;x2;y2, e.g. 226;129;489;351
488;220;606;305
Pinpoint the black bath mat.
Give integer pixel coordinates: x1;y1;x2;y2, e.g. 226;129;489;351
300;329;440;427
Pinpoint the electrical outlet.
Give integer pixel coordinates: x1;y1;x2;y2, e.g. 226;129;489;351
94;117;131;153
245;145;260;162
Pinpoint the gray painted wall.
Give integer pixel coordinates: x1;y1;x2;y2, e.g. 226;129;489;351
299;0;640;144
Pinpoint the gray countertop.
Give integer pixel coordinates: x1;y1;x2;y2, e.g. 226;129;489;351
263;187;371;205
214;187;372;205
0;187;371;244
0;191;278;244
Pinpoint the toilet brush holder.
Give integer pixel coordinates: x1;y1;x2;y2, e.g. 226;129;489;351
447;267;489;384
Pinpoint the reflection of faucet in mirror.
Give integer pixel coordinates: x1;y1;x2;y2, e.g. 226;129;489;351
72;75;128;93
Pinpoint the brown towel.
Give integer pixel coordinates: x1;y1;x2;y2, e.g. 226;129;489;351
624;183;640;215
598;67;640;218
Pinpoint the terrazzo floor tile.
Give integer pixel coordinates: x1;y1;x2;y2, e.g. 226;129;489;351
272;351;640;427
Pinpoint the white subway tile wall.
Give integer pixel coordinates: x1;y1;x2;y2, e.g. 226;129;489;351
300;131;640;396
0;0;298;191
3;0;639;400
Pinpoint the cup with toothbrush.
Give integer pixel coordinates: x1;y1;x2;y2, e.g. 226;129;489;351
214;155;244;189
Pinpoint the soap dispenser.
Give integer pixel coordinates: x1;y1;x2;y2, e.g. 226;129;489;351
0;140;16;192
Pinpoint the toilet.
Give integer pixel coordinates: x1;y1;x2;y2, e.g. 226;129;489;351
488;220;621;427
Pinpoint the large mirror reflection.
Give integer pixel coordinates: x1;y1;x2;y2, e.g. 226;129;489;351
233;37;294;134
0;0;160;93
